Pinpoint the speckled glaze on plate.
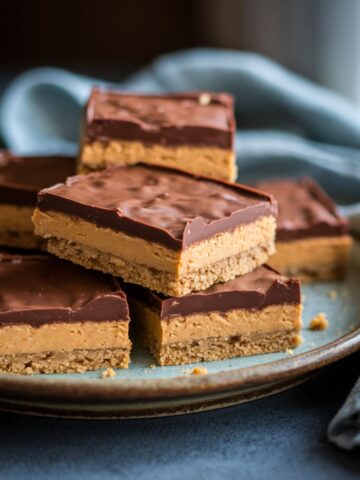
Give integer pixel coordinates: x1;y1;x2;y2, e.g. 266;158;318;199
0;245;359;419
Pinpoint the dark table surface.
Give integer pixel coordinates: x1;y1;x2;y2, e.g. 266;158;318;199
0;353;359;480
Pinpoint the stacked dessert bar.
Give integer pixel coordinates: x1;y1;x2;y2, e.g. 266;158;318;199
32;89;302;368
0;88;350;373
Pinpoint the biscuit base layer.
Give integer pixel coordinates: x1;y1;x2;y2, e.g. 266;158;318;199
0;347;130;374
47;237;274;296
141;330;299;366
268;236;352;282
79;139;237;181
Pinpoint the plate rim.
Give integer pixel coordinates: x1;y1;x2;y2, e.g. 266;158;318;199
0;327;359;403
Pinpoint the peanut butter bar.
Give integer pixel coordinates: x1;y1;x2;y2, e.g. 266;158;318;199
33;165;277;296
0;254;131;374
0;151;75;249
256;178;352;281
126;266;302;366
78;88;236;181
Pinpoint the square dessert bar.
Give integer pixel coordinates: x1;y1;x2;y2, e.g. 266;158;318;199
33;165;277;297
0;254;131;374
78;88;236;181
126;265;302;366
256;178;352;281
0;151;75;249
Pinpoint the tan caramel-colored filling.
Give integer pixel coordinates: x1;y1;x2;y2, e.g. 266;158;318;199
0;204;44;249
33;209;179;272
0;204;34;231
269;236;352;280
131;300;302;346
0;320;130;355
33;209;276;275
79;139;237;182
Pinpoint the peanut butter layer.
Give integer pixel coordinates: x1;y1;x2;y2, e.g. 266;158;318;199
269;236;352;281
79;140;236;182
0;320;130;356
34;210;276;296
131;301;301;346
256;178;349;240
36;164;277;250
84;89;235;148
0;204;44;249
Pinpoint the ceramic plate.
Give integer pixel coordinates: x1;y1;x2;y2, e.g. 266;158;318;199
0;244;360;419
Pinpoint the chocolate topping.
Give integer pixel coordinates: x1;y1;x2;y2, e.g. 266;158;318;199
0;254;129;327
256;178;349;241
126;265;301;319
37;164;277;250
0;151;76;206
85;88;235;148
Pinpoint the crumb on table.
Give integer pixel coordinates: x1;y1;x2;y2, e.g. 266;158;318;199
309;313;329;331
191;366;208;375
101;367;116;379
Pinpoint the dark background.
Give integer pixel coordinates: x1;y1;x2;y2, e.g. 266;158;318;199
0;0;331;82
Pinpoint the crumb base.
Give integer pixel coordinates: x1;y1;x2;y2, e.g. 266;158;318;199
0;347;130;374
140;330;300;366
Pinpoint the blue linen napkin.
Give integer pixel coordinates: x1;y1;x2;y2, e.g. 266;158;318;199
0;47;359;448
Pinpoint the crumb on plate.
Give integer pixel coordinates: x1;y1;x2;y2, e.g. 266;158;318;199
309;312;329;331
101;367;116;379
191;366;208;375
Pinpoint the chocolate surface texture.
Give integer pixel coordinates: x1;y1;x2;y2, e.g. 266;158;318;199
126;265;301;319
85;89;235;148
0;151;76;206
256;178;348;241
37;165;277;250
0;254;129;326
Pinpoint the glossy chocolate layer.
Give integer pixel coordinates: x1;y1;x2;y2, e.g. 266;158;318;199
37;164;277;250
0;254;129;327
256;178;349;241
0;151;76;206
85;88;235;148
126;265;301;319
